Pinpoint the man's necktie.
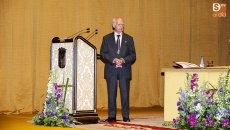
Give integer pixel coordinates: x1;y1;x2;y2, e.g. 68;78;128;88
117;35;120;54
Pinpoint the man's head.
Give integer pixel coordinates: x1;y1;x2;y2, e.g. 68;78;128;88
112;17;124;33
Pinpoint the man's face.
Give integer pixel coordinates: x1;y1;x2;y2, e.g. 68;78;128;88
114;18;124;33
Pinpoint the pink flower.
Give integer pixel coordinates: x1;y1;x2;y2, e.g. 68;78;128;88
190;74;198;90
188;114;197;126
53;83;58;90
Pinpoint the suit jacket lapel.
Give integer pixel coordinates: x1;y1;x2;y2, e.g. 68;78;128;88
109;33;117;53
120;34;127;54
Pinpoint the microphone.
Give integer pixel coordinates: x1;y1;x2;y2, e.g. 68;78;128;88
77;29;90;37
86;29;98;40
67;28;90;39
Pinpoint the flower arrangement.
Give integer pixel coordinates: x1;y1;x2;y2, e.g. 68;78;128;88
172;68;230;129
32;71;77;127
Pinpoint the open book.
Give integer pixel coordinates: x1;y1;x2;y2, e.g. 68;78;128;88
173;61;200;68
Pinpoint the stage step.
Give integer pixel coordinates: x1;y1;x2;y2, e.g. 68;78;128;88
72;110;100;124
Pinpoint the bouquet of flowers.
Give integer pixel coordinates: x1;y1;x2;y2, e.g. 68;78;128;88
173;68;230;130
32;71;76;127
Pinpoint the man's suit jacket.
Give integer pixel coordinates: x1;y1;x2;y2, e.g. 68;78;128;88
100;32;136;80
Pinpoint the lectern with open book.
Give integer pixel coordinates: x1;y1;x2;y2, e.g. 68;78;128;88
50;36;99;124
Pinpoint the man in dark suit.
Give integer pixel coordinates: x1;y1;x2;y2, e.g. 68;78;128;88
100;17;136;122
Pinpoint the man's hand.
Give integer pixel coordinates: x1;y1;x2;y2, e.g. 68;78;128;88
113;58;125;68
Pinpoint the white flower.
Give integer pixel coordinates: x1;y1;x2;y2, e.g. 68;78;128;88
195;102;202;111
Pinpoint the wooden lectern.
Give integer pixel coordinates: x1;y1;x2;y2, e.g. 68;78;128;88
50;36;99;124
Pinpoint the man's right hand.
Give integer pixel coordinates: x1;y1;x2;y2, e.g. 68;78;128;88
113;58;123;68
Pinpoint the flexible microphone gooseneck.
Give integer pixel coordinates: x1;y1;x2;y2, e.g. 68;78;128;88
67;28;90;39
86;29;98;40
